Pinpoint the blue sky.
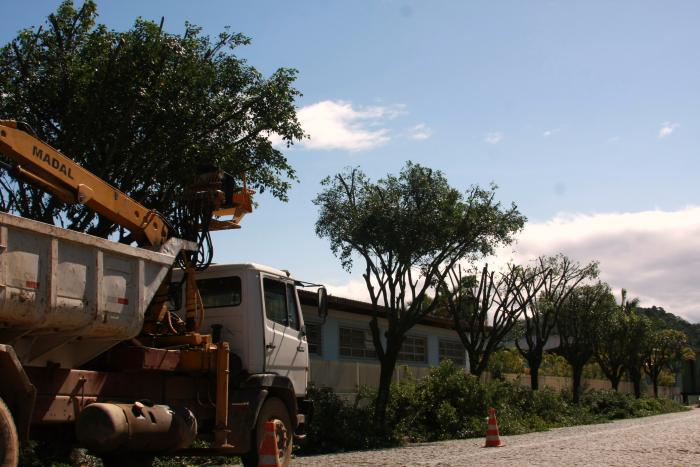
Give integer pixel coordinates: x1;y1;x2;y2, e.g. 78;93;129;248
3;1;700;320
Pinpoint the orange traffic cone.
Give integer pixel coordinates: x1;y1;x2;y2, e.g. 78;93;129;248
258;420;281;467
484;407;505;447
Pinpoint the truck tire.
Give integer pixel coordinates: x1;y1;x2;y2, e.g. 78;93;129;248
0;397;19;467
241;397;293;467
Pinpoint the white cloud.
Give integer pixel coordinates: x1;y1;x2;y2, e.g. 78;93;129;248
325;278;371;303
296;100;404;151
266;131;284;147
409;123;433;140
492;207;700;322
484;132;503;144
658;121;679;139
543;128;560;138
322;207;700;322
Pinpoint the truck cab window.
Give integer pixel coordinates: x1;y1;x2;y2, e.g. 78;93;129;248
263;278;300;329
263;278;288;326
286;283;300;330
196;276;242;308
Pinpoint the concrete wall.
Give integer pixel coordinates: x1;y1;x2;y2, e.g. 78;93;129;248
310;358;432;396
490;373;680;399
309;357;680;400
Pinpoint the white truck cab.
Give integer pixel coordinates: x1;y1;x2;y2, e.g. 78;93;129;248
173;263;322;397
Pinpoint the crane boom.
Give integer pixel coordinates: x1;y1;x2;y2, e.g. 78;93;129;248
0;120;253;247
0;120;169;246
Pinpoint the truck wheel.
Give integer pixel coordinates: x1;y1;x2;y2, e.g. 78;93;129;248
0;397;19;467
241;397;293;467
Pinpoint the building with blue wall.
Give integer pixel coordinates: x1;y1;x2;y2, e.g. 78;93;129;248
298;290;468;394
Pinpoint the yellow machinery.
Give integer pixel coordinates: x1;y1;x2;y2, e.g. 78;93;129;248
0;119;253;449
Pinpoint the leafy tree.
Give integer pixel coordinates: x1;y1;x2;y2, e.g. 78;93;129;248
643;328;691;398
439;263;544;377
594;307;628;391
0;1;303;243
581;361;607;380
539;352;572;377
487;348;525;379
657;368;677;387
638;305;700;351
670;345;696;374
515;254;598;390
314;163;525;428
557;282;617;402
620;302;654;398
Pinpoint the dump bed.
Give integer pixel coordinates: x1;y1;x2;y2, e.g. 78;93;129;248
0;211;192;368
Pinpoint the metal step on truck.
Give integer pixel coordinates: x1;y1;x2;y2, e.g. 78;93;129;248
0;121;326;467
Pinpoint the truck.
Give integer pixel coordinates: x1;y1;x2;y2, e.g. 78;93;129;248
0;120;326;466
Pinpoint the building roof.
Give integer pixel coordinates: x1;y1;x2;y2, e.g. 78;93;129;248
298;289;457;331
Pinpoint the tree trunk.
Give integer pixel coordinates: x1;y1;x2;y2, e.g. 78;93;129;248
610;375;620;391
629;368;642;398
468;350;485;377
572;364;584;404
373;350;399;431
652;378;659;398
529;359;541;390
599;364;622;391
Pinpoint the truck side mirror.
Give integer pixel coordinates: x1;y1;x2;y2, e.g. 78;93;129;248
318;287;328;323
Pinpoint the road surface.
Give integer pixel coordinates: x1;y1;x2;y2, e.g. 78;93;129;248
293;408;700;466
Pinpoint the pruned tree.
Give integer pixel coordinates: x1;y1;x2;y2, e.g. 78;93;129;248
515;254;599;390
0;1;304;244
643;328;690;398
439;263;546;377
314;163;525;428
557;282;617;402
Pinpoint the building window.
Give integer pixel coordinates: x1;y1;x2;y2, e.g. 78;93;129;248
398;335;427;363
306;322;323;356
339;327;376;359
439;339;466;367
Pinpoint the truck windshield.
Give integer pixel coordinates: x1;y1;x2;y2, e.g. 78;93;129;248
196;276;242;308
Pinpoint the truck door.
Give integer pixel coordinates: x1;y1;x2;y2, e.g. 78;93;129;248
262;275;309;395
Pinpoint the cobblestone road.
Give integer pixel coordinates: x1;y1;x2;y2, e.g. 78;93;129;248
293;408;700;466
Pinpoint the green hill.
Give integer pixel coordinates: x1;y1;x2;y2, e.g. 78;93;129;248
637;306;700;350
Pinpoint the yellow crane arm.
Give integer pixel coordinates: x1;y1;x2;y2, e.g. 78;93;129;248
0;120;170;246
0;120;254;247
